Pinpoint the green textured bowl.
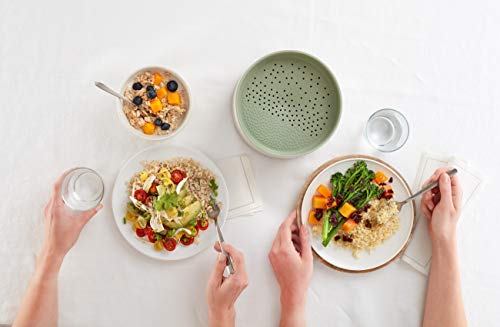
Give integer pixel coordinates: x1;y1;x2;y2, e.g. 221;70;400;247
233;50;342;158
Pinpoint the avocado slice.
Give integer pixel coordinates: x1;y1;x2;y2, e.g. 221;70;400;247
180;195;195;208
163;201;201;228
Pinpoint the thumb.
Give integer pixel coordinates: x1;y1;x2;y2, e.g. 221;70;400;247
438;174;453;206
81;204;103;224
208;253;227;289
299;224;313;263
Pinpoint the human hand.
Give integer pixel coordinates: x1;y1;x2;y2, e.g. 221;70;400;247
206;242;249;327
268;210;313;326
40;170;103;272
420;168;462;246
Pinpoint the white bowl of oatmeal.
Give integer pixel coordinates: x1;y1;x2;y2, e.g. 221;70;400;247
117;67;191;140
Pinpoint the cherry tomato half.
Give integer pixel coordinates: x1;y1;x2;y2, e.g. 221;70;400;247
134;189;148;202
180;235;195;246
144;226;156;243
197;218;209;231
135;228;146;237
171;169;187;184
144;196;154;205
163;238;177;251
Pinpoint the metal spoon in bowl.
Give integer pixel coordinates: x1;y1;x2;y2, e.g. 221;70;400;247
207;203;235;277
94;81;134;106
395;168;458;211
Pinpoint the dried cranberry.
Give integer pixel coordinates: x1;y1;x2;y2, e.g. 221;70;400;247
329;214;339;226
364;220;372;229
336;194;344;204
379;182;386;186
314;209;323;220
334;235;341;241
354;216;362;224
347;237;353;243
326;196;335;208
388;177;393;183
342;235;349;242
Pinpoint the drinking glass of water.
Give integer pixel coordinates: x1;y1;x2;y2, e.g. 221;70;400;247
61;168;104;212
364;108;409;152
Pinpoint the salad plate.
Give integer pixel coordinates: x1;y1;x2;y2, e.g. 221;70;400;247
297;155;416;272
112;144;229;261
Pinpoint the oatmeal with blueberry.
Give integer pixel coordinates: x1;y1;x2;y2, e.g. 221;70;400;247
123;71;189;136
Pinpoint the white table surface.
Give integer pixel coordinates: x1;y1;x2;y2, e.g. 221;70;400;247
1;0;499;326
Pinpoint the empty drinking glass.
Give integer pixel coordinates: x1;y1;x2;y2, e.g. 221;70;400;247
61;168;104;212
364;108;409;152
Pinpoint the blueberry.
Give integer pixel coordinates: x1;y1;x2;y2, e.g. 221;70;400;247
132;82;143;90
161;122;171;131
147;89;157;99
146;85;154;92
132;96;143;106
166;80;178;92
154;118;163;126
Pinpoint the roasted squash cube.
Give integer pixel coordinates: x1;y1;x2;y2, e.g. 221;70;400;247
339;202;356;218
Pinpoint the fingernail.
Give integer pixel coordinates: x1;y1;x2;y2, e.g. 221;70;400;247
218;254;225;262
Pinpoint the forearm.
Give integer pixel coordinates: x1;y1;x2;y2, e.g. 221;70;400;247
13;247;63;327
279;294;306;327
423;237;467;327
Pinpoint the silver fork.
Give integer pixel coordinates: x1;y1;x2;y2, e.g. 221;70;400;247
395;168;458;211
207;204;235;276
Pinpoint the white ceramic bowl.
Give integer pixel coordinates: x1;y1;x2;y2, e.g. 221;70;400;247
117;66;192;141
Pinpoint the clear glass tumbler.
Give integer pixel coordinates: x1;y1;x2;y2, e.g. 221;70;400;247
61;168;104;212
364;108;409;152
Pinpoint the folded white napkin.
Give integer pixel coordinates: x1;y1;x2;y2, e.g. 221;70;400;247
216;155;262;219
402;153;484;275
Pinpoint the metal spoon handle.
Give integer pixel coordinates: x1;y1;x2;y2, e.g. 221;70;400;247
402;168;458;205
215;221;235;275
94;81;134;105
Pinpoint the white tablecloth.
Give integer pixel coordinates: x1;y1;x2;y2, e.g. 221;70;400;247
1;0;499;326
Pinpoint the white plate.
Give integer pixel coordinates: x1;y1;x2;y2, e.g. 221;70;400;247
112;144;229;261
298;155;415;272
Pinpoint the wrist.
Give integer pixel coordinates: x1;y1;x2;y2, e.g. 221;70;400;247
208;307;235;327
36;245;64;279
280;292;306;326
431;233;457;253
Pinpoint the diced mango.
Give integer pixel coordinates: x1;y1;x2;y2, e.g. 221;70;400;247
316;184;332;198
142;122;156;135
153;73;163;85
157;87;167;99
312;195;328;209
167;92;181;105
150;98;163;113
339;202;356;218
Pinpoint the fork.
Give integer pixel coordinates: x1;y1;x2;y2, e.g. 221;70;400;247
395;168;458;211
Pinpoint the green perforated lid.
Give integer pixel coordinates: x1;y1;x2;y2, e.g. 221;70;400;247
233;50;342;158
